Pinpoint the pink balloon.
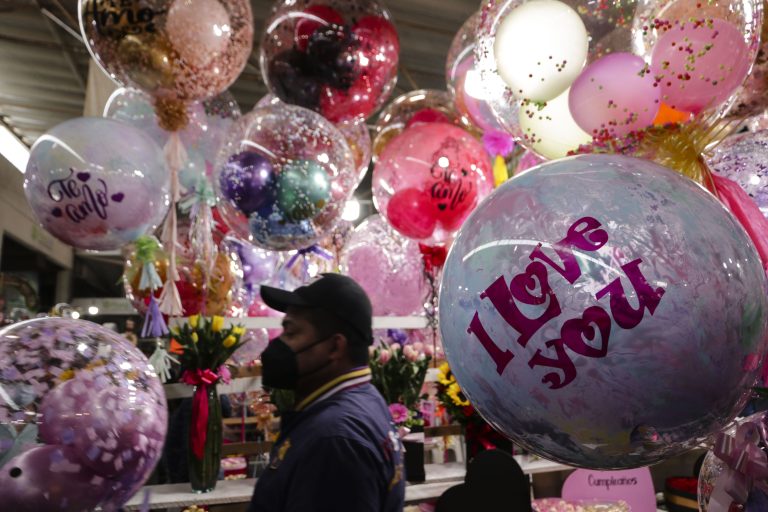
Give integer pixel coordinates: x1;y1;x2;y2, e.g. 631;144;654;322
166;0;231;69
651;18;751;114
373;122;493;244
341;215;428;316
569;53;660;138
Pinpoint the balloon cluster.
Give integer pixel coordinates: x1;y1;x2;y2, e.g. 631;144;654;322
0;318;167;511
260;0;399;121
215;103;357;251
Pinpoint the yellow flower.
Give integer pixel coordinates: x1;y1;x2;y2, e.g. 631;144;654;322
437;362;455;386
232;326;245;337
211;315;225;333
446;382;469;407
189;315;200;329
223;335;237;348
59;369;75;382
191;332;199;344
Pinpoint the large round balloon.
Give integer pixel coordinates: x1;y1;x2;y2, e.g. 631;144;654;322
214;103;356;250
0;318;167;511
439;153;768;469
79;0;253;102
259;0;399;121
341;214;428;316
24;117;170;251
373;122;494;245
706;130;768;219
105;87;241;195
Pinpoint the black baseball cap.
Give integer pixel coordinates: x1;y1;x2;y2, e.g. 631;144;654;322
260;274;373;345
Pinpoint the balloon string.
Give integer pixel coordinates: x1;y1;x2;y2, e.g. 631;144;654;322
159;132;186;317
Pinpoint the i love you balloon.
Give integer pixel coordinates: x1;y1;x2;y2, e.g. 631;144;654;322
440;153;768;469
373;122;493;245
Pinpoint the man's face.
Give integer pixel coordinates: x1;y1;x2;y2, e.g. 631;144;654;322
281;307;333;375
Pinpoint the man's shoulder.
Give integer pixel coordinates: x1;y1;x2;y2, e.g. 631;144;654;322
305;384;391;438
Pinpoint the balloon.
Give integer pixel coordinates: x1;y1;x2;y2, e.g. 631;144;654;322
439;153;768;469
373;89;462;157
221;235;280;305
24;117;169;251
260;0;399;121
104;88;241;195
214;103;356;251
0;318;167;511
230;328;270;365
341;214;429;315
650;18;752;115
705;130;768;218
373;122;494;245
493;0;589;102
446;12;505;133
80;0;253;102
519;89;592;159
569;53;660;138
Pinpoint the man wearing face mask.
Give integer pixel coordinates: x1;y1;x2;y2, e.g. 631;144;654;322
248;273;405;512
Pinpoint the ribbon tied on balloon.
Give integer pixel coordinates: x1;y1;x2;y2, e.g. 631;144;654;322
710;420;768;508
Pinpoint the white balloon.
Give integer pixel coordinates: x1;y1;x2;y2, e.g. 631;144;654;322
493;0;588;102
518;88;591;159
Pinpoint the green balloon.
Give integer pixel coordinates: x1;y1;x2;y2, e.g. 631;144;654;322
276;160;331;221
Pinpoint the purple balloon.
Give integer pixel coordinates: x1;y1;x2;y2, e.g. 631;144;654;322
0;445;111;512
218;151;276;215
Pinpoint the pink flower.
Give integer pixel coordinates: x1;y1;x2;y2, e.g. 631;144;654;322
403;345;419;362
390;343;401;352
378;349;392;364
424;344;434;358
412;342;424;354
389;403;409;424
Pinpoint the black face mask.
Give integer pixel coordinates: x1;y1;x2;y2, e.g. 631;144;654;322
261;336;333;390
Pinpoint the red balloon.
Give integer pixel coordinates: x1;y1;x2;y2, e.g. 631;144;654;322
352;15;399;88
387;188;438;239
294;5;345;51
406;108;453;129
320;74;378;122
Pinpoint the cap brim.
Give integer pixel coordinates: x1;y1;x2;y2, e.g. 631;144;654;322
260;285;309;313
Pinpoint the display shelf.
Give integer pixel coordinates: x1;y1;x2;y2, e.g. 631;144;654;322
169;316;430;330
122;458;574;510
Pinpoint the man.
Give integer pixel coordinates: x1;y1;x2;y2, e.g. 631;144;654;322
249;273;405;512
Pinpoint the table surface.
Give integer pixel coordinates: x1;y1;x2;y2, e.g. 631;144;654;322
123;457;573;510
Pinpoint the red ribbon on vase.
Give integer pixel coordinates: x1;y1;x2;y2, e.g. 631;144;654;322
181;368;220;460
710;419;768;508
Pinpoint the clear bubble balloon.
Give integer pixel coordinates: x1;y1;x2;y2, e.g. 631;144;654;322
24;117;170;251
0;318;167;511
214;103;357;251
706;130;768;219
79;0;253;102
440;153;768;469
259;0;399;121
341;214;428;315
105;87;241;195
373;122;494;245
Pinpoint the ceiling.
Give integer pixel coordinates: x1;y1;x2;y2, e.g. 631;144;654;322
0;0;478;149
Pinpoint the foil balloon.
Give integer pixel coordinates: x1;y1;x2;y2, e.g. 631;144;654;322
706;130;768;219
0;318;167;511
373;122;494;245
341;214;428;316
260;0;399;121
373;89;462;158
446;12;505;133
105;87;241;195
221;235;280;307
79;0;253;102
214;103;356;251
24;117;169;251
439;153;768;469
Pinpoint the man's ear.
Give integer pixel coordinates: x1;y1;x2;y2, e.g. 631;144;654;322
328;333;348;361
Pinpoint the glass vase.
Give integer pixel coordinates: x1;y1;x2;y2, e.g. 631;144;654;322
188;384;222;493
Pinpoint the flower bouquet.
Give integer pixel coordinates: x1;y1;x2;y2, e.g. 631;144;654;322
172;314;245;492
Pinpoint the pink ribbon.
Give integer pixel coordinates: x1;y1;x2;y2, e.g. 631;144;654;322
181;369;220;459
711;421;768;506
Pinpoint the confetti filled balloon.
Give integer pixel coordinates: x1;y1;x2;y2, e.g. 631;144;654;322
341;214;428;315
214;103;356;251
105;87;241;195
0;317;167;511
446;11;505;133
79;0;253;102
221;235;281;307
24;117;170;251
706;130;768;219
373;122;494;245
260;0;399;121
440;153;768;469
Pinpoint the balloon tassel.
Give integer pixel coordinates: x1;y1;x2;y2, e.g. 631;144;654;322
493;155;509;188
141;295;169;338
148;340;178;383
159;132;185;317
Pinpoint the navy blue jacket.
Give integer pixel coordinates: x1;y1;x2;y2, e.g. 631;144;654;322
248;368;405;512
